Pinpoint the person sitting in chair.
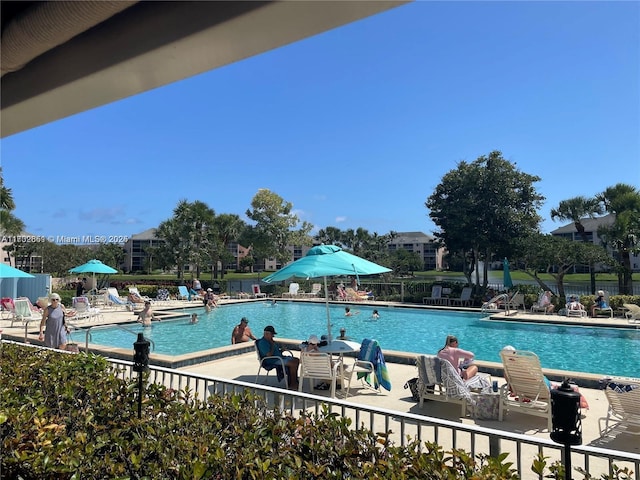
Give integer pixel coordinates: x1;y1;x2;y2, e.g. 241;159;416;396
256;325;299;389
566;295;585;312
437;335;478;380
591;290;608;317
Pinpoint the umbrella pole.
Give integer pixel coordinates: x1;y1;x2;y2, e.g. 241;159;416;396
323;276;332;342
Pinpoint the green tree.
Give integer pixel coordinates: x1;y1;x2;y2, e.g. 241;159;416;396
245;189;313;266
426;151;544;288
596;183;640;294
156;200;216;279
389;249;423;276
209;214;246;279
315;226;343;247
550;196;604;293
515;234;612;298
1;168;26;266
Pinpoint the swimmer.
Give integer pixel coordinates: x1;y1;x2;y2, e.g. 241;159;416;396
345;307;360;317
371;309;380;319
190;313;198;324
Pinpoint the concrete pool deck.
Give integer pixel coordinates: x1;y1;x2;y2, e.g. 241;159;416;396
2;297;639;473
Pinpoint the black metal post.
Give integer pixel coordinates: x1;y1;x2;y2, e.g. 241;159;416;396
133;332;150;420
563;443;572;480
137;371;143;419
550;380;582;480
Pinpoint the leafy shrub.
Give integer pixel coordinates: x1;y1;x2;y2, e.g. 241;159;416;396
0;344;629;479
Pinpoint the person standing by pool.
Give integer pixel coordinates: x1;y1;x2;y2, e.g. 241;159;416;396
231;317;257;344
38;293;68;350
192;278;202;293
256;325;299;389
136;301;156;327
437;335;478;380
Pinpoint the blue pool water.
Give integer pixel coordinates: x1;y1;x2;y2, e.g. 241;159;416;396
71;302;640;377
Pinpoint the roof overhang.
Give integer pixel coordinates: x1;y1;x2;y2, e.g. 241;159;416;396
1;1;407;138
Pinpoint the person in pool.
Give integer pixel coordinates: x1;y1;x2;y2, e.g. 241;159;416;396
190;313;198;324
231;317;257;344
345;307;360;317
136;301;156;327
371;309;380;319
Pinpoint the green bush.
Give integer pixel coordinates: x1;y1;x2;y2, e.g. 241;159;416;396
0;344;631;479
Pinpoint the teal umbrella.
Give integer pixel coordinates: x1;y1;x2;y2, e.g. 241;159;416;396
263;245;391;340
503;258;513;290
0;263;35;279
0;264;35;300
69;259;118;292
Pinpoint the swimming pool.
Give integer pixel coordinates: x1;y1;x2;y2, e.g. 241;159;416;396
71;302;640;377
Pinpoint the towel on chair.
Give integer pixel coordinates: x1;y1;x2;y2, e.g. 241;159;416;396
358;339;392;391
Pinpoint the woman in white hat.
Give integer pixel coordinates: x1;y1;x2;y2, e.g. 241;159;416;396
38;293;69;350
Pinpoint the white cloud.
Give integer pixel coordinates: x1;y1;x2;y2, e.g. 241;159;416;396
335;216;347;223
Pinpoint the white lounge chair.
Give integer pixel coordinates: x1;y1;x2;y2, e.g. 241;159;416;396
623;303;640;324
251;284;267;299
282;283;300;298
499;349;552;430
302;283;323;298
599;378;640;437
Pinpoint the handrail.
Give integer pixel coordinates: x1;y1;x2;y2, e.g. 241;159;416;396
82;324;155;353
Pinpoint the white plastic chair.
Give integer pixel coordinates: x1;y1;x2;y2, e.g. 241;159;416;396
299;352;341;398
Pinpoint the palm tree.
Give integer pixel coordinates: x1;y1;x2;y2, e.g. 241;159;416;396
1;168;26;266
210;214;245;278
596;184;640;294
550;196;604;293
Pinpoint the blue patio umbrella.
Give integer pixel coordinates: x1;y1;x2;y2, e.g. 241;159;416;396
69;259;118;292
0;264;35;300
0;263;35;279
263;245;391;341
503;258;513;290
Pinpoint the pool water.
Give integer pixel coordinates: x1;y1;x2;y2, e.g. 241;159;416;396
71;302;640;377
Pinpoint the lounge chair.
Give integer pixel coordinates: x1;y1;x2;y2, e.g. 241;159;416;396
345;287;368;301
299;352;342;398
499;349;552;430
254;342;294;389
13;298;41;324
415;354;490;416
599;378;640;437
531;291;549;314
502;292;525;312
592;290;613;318
1;297;16;323
72;296;102;321
566;297;588;317
623;303;640;324
282;283;300;298
129;287;152;302
177;286;191;301
301;283;323;298
423;285;444;305
449;287;473;307
105;287;131;310
251;284;267;299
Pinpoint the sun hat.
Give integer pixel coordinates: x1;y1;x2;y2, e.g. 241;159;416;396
207;288;212;292
502;345;516;352
308;334;319;344
597;290;605;297
50;293;61;301
264;325;277;335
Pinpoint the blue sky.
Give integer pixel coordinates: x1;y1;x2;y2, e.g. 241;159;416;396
3;1;639;245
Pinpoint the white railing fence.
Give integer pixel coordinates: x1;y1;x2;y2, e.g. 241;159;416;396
108;358;639;480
